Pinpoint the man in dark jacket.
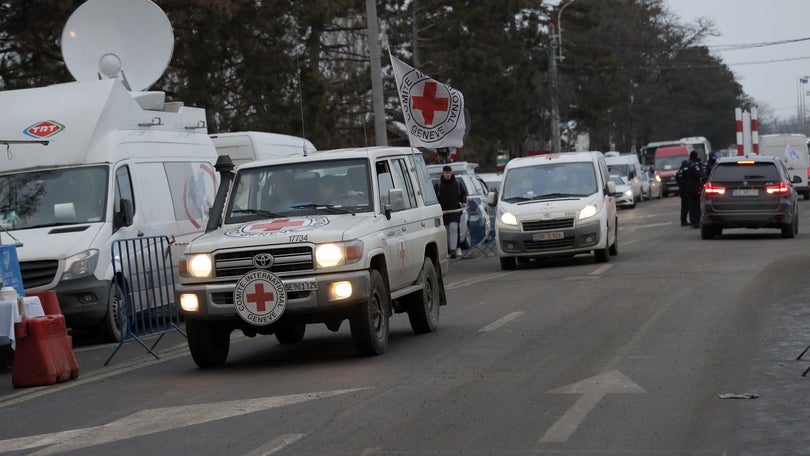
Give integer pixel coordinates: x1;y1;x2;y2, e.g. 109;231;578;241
436;165;467;258
675;159;690;226
684;151;705;228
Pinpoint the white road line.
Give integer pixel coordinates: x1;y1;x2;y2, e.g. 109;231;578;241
634;222;672;229
445;271;515;290
243;433;306;456
479;312;524;332
589;264;613;275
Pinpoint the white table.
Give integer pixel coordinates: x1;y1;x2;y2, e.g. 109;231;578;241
0;297;46;350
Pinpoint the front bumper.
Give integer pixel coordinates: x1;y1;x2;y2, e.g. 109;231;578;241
497;218;603;257
177;270;371;322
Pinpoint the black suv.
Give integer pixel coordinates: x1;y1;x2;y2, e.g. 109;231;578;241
700;156;801;239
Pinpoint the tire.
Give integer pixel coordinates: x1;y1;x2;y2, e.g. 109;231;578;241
499;256;516;270
594;244;609;263
407;259;440;334
350;270;390;356
186;319;231;368
782;214;797;238
804;192;809;201
275;323;306;344
701;224;715;239
609;219;618;255
99;279;130;343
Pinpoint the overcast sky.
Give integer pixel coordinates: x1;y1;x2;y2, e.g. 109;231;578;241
666;0;810;120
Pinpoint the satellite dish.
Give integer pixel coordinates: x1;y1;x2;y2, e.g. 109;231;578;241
61;0;174;91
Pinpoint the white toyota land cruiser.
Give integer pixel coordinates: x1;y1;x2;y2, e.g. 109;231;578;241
176;146;449;367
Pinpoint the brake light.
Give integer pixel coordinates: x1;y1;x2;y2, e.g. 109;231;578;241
704;182;726;195
765;181;789;195
737;160;756;165
807;166;810;179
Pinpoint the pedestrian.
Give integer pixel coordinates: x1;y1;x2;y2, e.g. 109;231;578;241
703;152;718;180
684;151;705;229
436;165;467;258
675;159;690;226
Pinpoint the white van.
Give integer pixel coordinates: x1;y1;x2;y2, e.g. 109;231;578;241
0;79;219;341
490;151;618;270
210;131;316;167
604;152;643;202
758;134;810;200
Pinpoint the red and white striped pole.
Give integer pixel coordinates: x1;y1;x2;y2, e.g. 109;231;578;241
735;108;744;156
751;106;759;155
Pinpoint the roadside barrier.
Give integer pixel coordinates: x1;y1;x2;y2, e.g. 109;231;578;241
105;235;186;365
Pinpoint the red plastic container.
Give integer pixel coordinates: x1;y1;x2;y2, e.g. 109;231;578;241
12;314;79;388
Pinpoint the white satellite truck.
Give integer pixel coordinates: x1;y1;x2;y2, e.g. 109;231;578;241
0;0;219;341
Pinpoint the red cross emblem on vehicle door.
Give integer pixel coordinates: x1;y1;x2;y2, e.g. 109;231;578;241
411;82;449;126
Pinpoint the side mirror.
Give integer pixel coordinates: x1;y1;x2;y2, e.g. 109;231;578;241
793;175;802;184
384;189;405;219
606;181;617;195
113;198;134;231
487;191;497;206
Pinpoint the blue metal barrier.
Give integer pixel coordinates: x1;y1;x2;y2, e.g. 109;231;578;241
105;235;186;365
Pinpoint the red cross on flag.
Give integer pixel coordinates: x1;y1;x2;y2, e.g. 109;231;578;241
390;55;466;149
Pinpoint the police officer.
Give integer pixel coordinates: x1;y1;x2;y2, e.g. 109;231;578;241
684;151;705;229
675;159;690;226
703;152;718;180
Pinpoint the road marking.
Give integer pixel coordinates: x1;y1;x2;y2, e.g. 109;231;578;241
589;264;613;275
634;222;672;229
539;370;645;443
1;388;368;455
479;312;524;332
445;271;515;290
243;433;305;456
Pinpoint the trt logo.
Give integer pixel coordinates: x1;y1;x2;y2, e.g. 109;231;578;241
23;120;65;139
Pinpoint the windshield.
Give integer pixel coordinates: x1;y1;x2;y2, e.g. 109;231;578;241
502;162;597;201
226;158;372;223
0;166;108;230
655;155;686;170
607;164;630;176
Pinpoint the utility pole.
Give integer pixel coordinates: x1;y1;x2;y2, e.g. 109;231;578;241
366;0;387;146
548;0;575;154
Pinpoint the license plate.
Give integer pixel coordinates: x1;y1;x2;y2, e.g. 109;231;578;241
533;231;564;241
285;281;318;292
732;189;759;196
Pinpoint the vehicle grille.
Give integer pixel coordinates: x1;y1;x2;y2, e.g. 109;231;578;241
522;218;575;231
214;246;314;278
524;238;575;250
20;260;58;289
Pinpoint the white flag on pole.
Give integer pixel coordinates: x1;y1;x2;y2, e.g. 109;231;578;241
390;55;466;148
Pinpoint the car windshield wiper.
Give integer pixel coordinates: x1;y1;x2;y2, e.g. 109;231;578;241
503;196;531;202
289;203;354;214
532;193;579;200
743;175;765;179
231;208;285;218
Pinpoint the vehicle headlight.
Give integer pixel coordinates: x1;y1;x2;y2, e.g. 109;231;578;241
185;254;214;278
62;249;99;281
624;189;633;197
655;175;662;182
579;203;599;220
499;210;518;226
316;240;363;268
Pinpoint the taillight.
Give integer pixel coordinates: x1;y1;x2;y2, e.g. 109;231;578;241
765;181;789;195
704;182;726;195
807;166;810;179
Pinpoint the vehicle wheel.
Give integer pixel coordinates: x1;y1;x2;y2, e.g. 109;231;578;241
186;319;231;368
99;278;130;343
782;217;797;238
804;192;809;201
407;258;440;334
350;270;390;356
701;224;716;239
662;189;668;198
275;323;306;344
499;256;516;270
609;219;618;255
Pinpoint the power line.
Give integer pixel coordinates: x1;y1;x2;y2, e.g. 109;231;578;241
708;36;810;51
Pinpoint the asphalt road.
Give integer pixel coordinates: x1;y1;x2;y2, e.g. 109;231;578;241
1;195;810;455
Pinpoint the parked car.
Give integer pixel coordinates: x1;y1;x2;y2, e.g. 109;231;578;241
605;152;643;203
611;175;635;208
700;156;801;239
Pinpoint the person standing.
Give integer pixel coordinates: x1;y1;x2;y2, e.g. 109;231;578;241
684;151;705;229
436;165;467;258
703;152;718;180
675;159;690;226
